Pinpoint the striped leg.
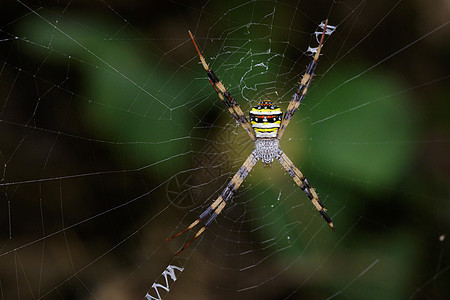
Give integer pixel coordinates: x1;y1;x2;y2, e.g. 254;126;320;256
189;31;256;141
277;150;335;230
167;151;259;255
277;20;335;140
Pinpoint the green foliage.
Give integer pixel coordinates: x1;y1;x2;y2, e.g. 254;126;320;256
19;14;202;177
308;69;416;187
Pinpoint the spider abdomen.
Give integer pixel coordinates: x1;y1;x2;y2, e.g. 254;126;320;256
249;100;283;138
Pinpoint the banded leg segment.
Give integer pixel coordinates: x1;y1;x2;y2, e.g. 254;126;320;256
167;151;259;255
277;20;335;140
189;31;256;141
277;151;334;230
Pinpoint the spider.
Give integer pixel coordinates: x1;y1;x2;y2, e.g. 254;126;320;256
168;20;335;255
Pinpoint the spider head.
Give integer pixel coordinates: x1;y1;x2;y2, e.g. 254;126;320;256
249;100;283;138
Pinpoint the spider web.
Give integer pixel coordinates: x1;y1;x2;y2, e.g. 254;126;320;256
1;0;449;299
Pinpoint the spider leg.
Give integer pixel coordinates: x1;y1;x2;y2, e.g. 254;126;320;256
277;20;335;140
188;31;256;141
167;151;259;255
276;150;335;230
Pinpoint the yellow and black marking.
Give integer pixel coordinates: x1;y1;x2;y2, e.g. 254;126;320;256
277;151;335;230
277;20;330;140
189;31;256;141
249;100;283;138
167;151;259;255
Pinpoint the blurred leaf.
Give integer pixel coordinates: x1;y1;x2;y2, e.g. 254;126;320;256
308;68;417;188
19;14;202;177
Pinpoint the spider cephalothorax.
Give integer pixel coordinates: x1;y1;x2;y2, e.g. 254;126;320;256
167;21;336;255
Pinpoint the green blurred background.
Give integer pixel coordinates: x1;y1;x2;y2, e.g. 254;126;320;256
0;0;448;299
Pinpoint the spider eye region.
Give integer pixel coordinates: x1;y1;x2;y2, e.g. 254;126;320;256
249;100;283;138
